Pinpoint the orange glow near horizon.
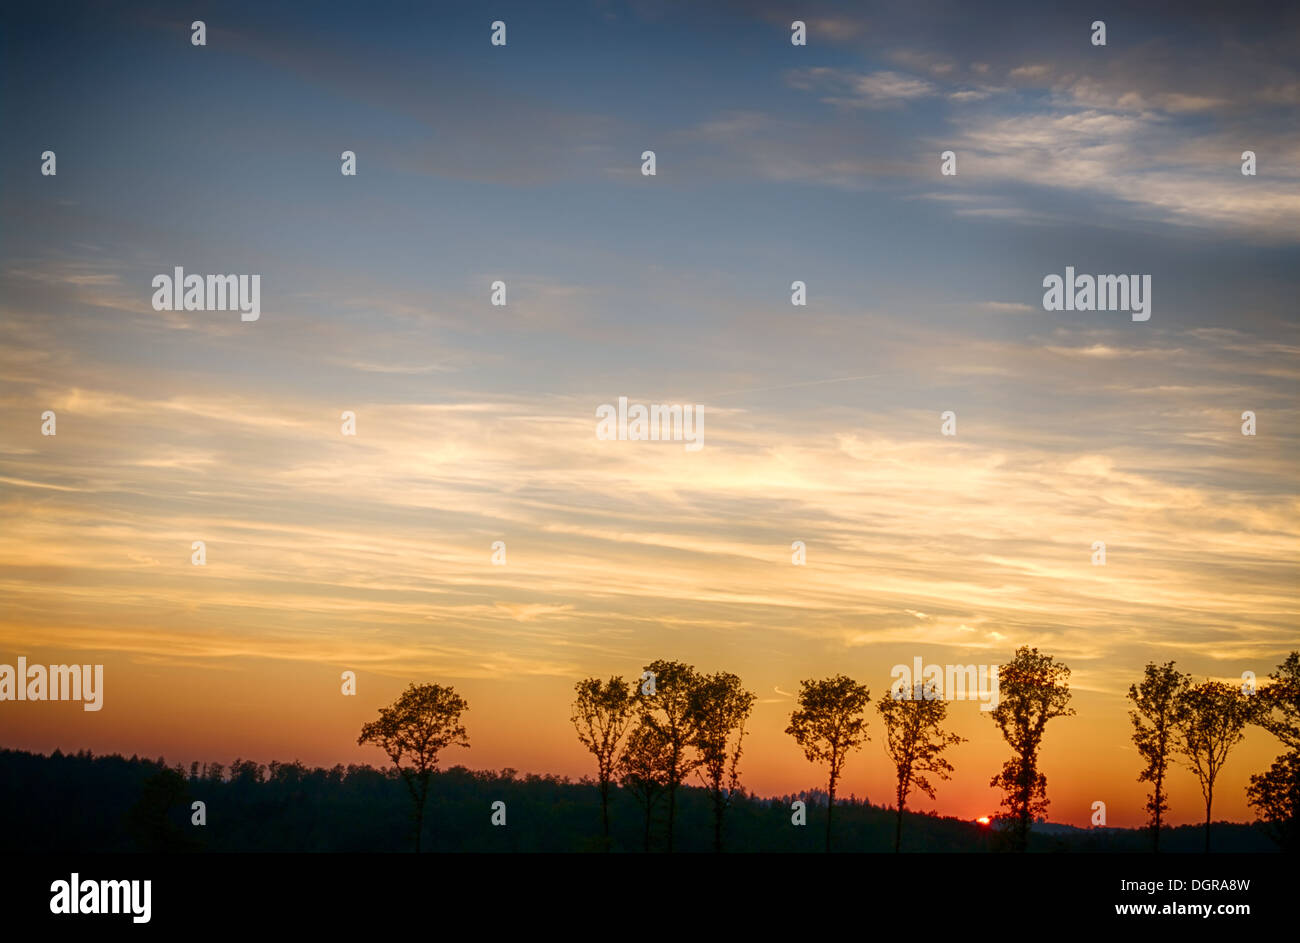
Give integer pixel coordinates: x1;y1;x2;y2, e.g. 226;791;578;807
0;641;1290;828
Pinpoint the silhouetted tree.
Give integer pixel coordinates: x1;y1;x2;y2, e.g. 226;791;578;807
636;659;701;852
786;675;871;852
1176;679;1252;853
1248;652;1300;851
987;646;1075;852
1128;661;1189;852
229;758;265;784
617;720;673;852
1248;753;1300;852
570;675;636;847
691;670;756;852
1254;652;1300;750
878;679;965;852
357;682;469;852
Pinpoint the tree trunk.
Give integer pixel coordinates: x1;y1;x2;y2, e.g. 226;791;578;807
1017;768;1032;853
402;770;430;854
1153;773;1162;853
642;801;652;852
895;778;906;853
1204;790;1212;853
825;781;836;853
667;783;676;853
600;779;610;844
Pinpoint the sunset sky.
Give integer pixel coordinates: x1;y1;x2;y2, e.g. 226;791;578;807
1;0;1297;829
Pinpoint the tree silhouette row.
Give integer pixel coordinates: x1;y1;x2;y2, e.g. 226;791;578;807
356;647;1300;852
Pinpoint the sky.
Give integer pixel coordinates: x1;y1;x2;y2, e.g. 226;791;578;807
0;0;1297;829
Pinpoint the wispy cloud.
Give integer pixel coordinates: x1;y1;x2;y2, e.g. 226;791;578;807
786;67;936;107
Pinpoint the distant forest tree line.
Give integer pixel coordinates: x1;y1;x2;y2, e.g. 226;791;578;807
1;648;1294;853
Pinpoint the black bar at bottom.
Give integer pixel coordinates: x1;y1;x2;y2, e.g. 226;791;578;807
7;852;1278;930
